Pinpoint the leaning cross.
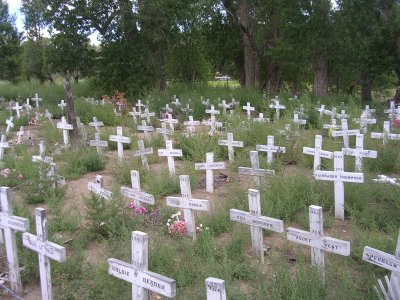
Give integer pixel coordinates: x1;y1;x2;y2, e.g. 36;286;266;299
218;132;243;162
303;135;333;171
109;126;131;161
230;189;284;263
89;117;104;133
22;208;67;300
0;134;10;160
242;102;255;119
5;116;14;135
12;102;23;118
88;175;113;200
128;107;140;124
32;140;53;164
256;135;286;164
56;116;73;146
343;134;377;172
331;119;360;148
32;93;42;108
194;152;226;193
89;133;108;155
238;151;275;186
121;170;155;207
133;140;153;171
157;140;183;174
166;175;210;239
137;120;154;140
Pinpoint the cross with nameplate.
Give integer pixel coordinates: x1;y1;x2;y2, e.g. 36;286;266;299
5;116;14;135
171;97;181;107
162;103;173;114
88;175;113;200
343;134;377;172
22;208;67;300
238;151;275;186
12;102;22;118
230;189;284;263
156;123;172;141
166;175;210;239
316;104;326;118
137;120;154;140
256;135;286;164
371;121;400;144
58;99;66;113
158;140;183;174
373;175;400;186
133;140;153;171
140;108;155;123
203;115;223;136
314;151;364;220
181;103;192;115
16;126;24;143
0;187;30;293
109;126;131;161
331;119;360;148
57;116;73;146
32;140;53;164
303;135;333;171
90;133;108;155
242;102;255;119
218;100;230;114
32;93;42;108
218;132;243;162
323;118;340;131
108;231;176;299
89;117;104;133
253;113;269;122
205;277;227;300
0;134;9;160
195;152;226;193
25;98;32;113
161;114;178;133
287;205;350;273
183;116;200;135
269;100;286;120
385;101;399;120
121;170;155;207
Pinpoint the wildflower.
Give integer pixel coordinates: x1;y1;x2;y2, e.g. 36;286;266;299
17;174;23;180
393;119;400;129
129;201;135;209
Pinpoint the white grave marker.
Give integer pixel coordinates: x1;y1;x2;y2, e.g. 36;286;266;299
205;277;227;300
16;126;24;143
133;140;153;171
0;134;10;160
137;120;154;140
218;132;243;162
371;121;400;144
183;116;201;135
331;119;360;148
32;93;42;108
160;114;178;133
45;109;54;126
89;117;104;133
343;134;377;172
135;99;145;113
90;133;108;155
47;163;65;189
205;105;220;118
242;102;255;119
194;152;226;193
88;175;113;200
303;135;333;171
129;107;140;124
156;123;172;141
140;108;155;123
109;126;131;161
157;140;183;174
58;99;66;113
32;140;53;164
256;135;286;164
218;100;230;114
253;113;269;122
12;102;22;118
5;116;14;135
25;98;32;113
269;100;286;120
238;151;275;186
373;175;400;186
121;170;155;207
56;116;73;146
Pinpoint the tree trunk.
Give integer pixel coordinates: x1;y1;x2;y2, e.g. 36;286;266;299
64;70;79;142
360;73;372;105
313;54;328;98
235;54;246;86
266;59;282;96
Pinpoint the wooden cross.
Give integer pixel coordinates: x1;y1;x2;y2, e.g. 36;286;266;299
242;102;255;119
194;152;226;193
293;113;306;126
230;189;284;263
156;123;172;141
162;103;173;113
385;101;399;120
56;116;73;146
47;163;65;189
0;187;30;293
343;134;377;172
25;98;32;112
0;134;10;160
331;119;360;148
316;104;326;118
183;116;200;135
140;108;155;123
269;100;286;120
181;103;192;115
161;114;178;133
218;100;230;114
323;117;340;131
113;108;122;117
287;205;350;272
12;102;22;118
5;116;14;135
16;126;24;143
137;120;154;140
22;208;67;300
44;109;54;126
303;135;333;171
32;93;42;108
371;121;400;144
32;140;53;164
89;117;104;133
354;115;376;133
166;175;210;239
133;140;153;171
314;151;364;220
157;140;183;174
205;105;220;118
238;151;275;186
58;99;66;113
205;277;226;300
121;170;155;207
278;124;296;141
373;175;400;186
203;115;223;136
128;107;140;124
201;97;210;107
323;107;338;120
218;132;243;162
90;133;108;155
135;99;145;113
109;126;131;161
171;97;181;107
338;110;348;119
256;135;286;164
108;231;176;299
253;113;269;122
88;175;113;200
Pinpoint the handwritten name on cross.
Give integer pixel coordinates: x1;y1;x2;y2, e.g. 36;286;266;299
121;170;155;207
238;151;275;186
88;175;113;201
166;175;210;239
343;134;377;172
230;189;284;263
89;117;104;133
256;135;286;164
108;231;176;299
205;277;227;300
303;135;333;171
331;119;360;148
157;140;183;174
56;116;73;146
133;140;153;171
0;187;29;293
183;116;200;135
137;120;154;140
12;102;22;118
109;126;131;161
371;121;400;144
195;152;226;193
242;102;255;119
32;93;42;108
314;151;364;220
90;133;108;155
287;205;350;273
218;132;243;162
23;208;67;300
0;134;9;160
5;116;14;135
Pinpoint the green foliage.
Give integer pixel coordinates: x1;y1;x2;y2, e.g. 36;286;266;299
145;169;180;198
59;147;105;179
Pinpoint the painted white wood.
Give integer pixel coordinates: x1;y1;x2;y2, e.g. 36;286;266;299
109;126;131;161
140;108;155;123
16;126;24;143
343;134;377;172
238;151;275;186
314;151;364;220
202;115;223;136
57;99;66;113
32;93;42;108
253;112;269;122
137;120;154;140
181;103;192;115
88;175;113;200
47;163;65;188
121;170;155;207
354;106;376;134
384;101;400;120
373;175;400;186
88;117;104;133
303;135;333;171
162;103;173;113
205;105;220;118
323;118;341;131
160;114;178;133
0;134;10;160
156;123;172;141
372;121;400;144
0;187;29;293
135;99;145;113
205;277;227;300
183;116;201;135
293;113;306;126
25;98;32;113
108;231;176;299
171;97;181;107
157;140;182;174
56;116;73;146
242;102;255;119
194;152;226;193
44;109;54;127
166;175;210;239
269;100;286;119
218;100;230;114
331;119;360;148
32;140;53;164
256;135;286;164
22;208;66;300
90;133;108;155
132;140;153;171
5;116;14;135
12;102;22;118
230;189;284;263
316;104;326;118
218;132;244;162
129;107;140;124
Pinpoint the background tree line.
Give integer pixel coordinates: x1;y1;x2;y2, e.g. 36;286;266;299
1;0;400;103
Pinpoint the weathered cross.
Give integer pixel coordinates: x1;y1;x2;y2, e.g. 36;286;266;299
12;102;23;118
135;99;145;113
253;113;269;122
171;96;181;107
218;100;230;114
32;140;53;164
230;189;284;263
47;163;65;189
157;140;183;174
90;133;108;155
128;107;140;124
354;114;376;133
25;98;32;113
22;208;67;300
133;140;153;171
183;116;201;135
45;109;54;126
5;116;14;135
195;152;226;193
0;134;10;160
218;132;243;162
16;126;24;143
323;117;340;131
156;123;172;141
373;175;400;186
338;109;348;120
88;116;104;133
256;135;286;164
343;134;377;172
113;108;122;117
371;121;400;144
108;231;176;299
316;104;326;118
140;108;155;123
57;116;74;146
88;175;113;200
293;113;306;126
58;99;66;113
109;126;131;161
269;100;286;120
303;135;333;171
331;119;360;148
201;97;210;107
162;103;173;114
181;103;192;115
137;120;154;140
121;170;155;207
161;114;178;133
238;151;275;186
205;105;220;119
242;102;255;119
203;115;223;136
314;151;364;220
32;93;42;108
205;277;227;300
384;100;399;120
166;175;210;239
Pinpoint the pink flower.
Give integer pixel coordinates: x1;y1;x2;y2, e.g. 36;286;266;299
393;119;400;129
129;201;135;209
17;174;23;180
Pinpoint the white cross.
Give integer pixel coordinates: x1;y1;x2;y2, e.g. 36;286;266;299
323;118;340;131
218;132;244;162
140;108;155;123
57;116;73;146
109;126;131;161
0;134;9;160
238;151;275;186
343;134;377;172
133;140;153;171
373;175;400;186
287;205;350;273
316;104;326;118
181;103;192;115
278;124;295;141
162;103;173;113
137;120;154;140
331;119;360;148
166;175;210;239
157;140;183;174
303;135;333;171
58;99;66;113
16;126;24;143
314;151;364;220
293;113;306;126
385;101;400;120
371;121;400;144
89;117;104;133
7;101;13;116
171;97;181;107
195;152;226;193
12;102;23;118
32;93;42;108
47;163;65;189
90;133;108;155
25;98;32;113
121;170;155;207
160;114;178;133
5;116;14;135
108;231;176;299
135;99;145;113
203;115;223;136
230;189;284;263
183;116;200;135
128;107;140;124
205;105;220;118
338;110;348;119
22;208;67;300
218;100;230;114
323;107;338;120
253;113;269;122
113;108;122;117
202;97;211;107
0;187;30;293
354;114;376;133
88;175;113;200
45;109;54;126
205;277;227;300
256;135;286;164
242;102;255;119
269;100;286;120
156;123;172;141
32;139;53;164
